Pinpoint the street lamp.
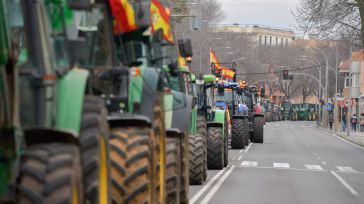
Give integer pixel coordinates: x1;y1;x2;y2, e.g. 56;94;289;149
199;37;222;71
306;46;330;128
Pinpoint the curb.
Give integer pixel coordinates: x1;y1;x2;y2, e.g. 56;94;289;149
316;126;364;148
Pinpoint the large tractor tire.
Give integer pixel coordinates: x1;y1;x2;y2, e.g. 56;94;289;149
207;127;224;170
18;143;83;204
80;96;111;204
224;119;229;167
231;119;246;149
180;134;189;204
151;98;166;204
189;134;204;185
196;115;207;181
252;117;264;143
166;137;181;204
109;128;151;204
244;118;250;146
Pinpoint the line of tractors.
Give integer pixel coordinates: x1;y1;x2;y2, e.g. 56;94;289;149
261;100;318;122
0;0;265;203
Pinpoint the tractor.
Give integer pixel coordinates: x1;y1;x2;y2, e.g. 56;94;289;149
282;101;292;120
291;104;300;121
1;0;112;203
298;103;310;120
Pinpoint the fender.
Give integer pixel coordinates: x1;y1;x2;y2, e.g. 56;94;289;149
171;91;193;133
56;68;89;135
24;128;79;146
254;113;265;118
214;109;225;127
107;113;151;128
232;115;246;120
166;128;183;138
206;122;223;128
138;68;160;119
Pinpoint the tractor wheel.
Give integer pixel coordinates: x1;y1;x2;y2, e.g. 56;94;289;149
252;117;264;143
244;118;250;146
80;96;111;204
166;137;181;204
224;119;229;167
207;127;224;170
109;128;151;204
180;133;189;204
18;143;82;204
196;115;207;181
151;97;166;204
189;134;204;185
231;119;246;149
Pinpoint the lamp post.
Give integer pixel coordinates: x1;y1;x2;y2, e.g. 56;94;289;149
306;47;330;128
198;37;222;71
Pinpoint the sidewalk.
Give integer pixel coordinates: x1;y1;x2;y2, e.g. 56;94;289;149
318;126;364;147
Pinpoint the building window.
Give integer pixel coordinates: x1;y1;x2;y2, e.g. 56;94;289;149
264;36;267;45
352;74;359;87
345;73;351;88
276;37;278;46
270;36;272;45
281;38;283;46
259;35;262;45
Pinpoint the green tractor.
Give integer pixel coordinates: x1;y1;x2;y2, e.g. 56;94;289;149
291;104;300;121
262;99;272;122
1;0;112;203
298;103;310;120
282;101;292;120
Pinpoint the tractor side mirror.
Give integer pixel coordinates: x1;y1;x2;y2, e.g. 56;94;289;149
178;39;193;58
67;0;93;9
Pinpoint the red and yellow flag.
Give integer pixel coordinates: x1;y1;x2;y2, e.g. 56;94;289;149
109;0;138;34
151;0;173;42
221;67;235;79
210;48;221;69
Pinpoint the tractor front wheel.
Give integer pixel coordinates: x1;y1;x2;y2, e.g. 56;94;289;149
252;117;264;143
207;127;224;170
189;134;204;185
231;119;246;149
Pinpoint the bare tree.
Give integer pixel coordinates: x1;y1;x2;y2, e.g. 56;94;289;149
294;0;364;47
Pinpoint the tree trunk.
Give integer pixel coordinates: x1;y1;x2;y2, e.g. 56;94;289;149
359;5;364;48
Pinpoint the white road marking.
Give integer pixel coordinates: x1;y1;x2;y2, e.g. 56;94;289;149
232;157;237;161
273;163;290;168
200;165;236;204
322;161;327;165
189;167;229;203
244;143;252;153
330;170;358;195
337;166;358;173
239;149;243;153
241;161;258;167
313;153;317;155
318;157;321;160
304;164;323;170
316;128;364;151
237;155;243;161
238;165;327;172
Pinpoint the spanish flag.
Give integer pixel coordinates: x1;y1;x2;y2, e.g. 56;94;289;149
210;48;221;69
221;67;235;79
151;0;173;42
109;0;138;34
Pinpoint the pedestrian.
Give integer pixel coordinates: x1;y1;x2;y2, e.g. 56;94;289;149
351;114;358;132
360;114;364;132
342;111;347;132
328;112;334;130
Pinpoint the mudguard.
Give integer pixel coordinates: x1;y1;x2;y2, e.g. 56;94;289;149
232;115;246;120
56;68;89;135
166;128;183;138
206;122;223;128
24;129;79;146
214;109;225;127
107;113;151;128
171;91;193;133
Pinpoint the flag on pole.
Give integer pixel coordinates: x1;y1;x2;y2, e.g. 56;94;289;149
210;48;221;69
221;67;235;79
151;0;173;42
109;0;138;34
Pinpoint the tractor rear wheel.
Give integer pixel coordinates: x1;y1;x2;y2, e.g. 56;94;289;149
244;118;250;146
80;96;111;204
196;115;207;181
207;127;224;170
109;128;151;204
252;117;264;143
231;119;246;149
224;119;229;167
180;134;189;204
189;134;204;185
166;137;181;204
18;143;82;204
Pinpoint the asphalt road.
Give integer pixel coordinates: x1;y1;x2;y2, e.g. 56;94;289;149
189;121;364;204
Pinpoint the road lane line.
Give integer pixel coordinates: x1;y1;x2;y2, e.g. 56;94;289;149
189;168;228;204
239;149;243;153
239;166;326;172
200;165;236;204
273;163;290;168
241;161;258;167
305;164;323;170
244;143;252;153
330;170;358;195
237;155;243;161
337;166;358;173
322;161;327;165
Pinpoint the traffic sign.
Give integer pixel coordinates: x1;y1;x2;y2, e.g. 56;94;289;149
325;103;332;111
343;98;353;107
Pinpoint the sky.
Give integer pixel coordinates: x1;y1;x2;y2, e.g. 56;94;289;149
217;0;301;30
